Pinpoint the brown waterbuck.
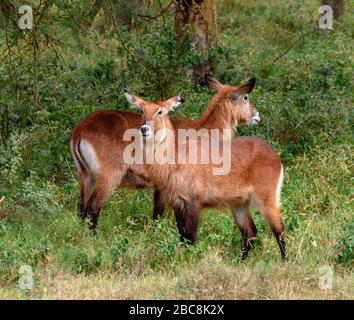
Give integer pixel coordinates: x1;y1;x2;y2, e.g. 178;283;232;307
70;75;260;231
127;95;286;260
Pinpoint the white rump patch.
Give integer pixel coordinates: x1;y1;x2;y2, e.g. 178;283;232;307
79;139;100;175
276;165;284;207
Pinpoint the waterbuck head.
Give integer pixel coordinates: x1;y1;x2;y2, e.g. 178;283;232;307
204;74;260;126
124;92;183;140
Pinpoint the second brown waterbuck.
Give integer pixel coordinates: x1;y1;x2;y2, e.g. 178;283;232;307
128;95;286;260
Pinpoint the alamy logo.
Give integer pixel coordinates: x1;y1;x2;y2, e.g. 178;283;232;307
319;265;333;290
18;265;33;290
123;127;232;176
18;5;33;30
319;5;333;30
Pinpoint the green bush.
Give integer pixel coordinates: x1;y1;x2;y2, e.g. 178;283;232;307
336;223;354;265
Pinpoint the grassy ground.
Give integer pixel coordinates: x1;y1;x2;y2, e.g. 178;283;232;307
0;0;353;299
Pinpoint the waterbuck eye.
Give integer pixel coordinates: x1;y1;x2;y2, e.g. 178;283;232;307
243;95;249;101
156;110;163;116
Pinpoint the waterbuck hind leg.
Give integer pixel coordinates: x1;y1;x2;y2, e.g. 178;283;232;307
272;222;287;261
78;190;87;220
266;213;287;261
85;191;102;233
173;199;200;245
152;189;166;220
232;206;258;260
77;175;95;221
84;170;124;233
256;198;287;261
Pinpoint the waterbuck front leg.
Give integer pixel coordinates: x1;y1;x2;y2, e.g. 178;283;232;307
173;199;201;244
152;190;166;220
232;205;258;260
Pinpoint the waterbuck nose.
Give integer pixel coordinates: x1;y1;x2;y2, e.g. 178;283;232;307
256;111;260;121
252;111;260;124
140;124;152;136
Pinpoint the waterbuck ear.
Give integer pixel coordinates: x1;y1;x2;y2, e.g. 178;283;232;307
165;96;184;112
235;78;256;95
124;91;146;110
204;74;223;91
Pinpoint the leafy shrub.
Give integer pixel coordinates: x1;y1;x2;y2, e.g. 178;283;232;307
336;223;354;265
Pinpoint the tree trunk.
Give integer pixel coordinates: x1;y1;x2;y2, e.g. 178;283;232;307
321;0;344;19
175;0;218;82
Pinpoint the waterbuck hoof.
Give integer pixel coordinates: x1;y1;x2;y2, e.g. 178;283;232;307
239;247;249;260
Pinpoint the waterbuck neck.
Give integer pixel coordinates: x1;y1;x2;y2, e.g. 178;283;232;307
144;118;178;188
194;95;236;134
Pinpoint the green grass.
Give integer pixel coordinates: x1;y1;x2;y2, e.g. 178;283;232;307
0;0;353;299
